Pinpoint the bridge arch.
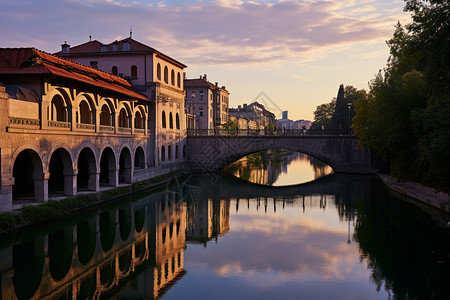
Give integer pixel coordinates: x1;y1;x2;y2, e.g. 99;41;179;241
187;136;373;174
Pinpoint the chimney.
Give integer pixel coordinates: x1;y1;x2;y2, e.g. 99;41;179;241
61;41;70;54
215;82;218;86
238;105;241;109
203;74;207;80
243;103;247;108
222;86;226;90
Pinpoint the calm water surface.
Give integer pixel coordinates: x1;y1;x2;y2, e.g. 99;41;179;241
1;151;449;300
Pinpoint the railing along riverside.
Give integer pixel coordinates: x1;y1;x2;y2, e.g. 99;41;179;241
186;128;352;136
118;127;132;134
48;120;70;128
99;125;114;132
8;117;40;126
76;123;95;130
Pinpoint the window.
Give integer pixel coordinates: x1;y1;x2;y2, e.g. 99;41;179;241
164;66;168;83
171;69;175;85
162;111;166;128
169;112;173;129
157;63;161;80
177;72;181;88
176;113;180;129
90;61;98;69
161;146;165;161
131;65;137;79
112;66;118;76
175;145;179;159
168;145;172;160
119;108;128;128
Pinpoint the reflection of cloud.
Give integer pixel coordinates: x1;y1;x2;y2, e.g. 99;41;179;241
185;206;363;286
1;0;408;64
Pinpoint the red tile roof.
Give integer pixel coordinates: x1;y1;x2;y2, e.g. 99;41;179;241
0;48;150;101
184;78;219;90
55;37;187;69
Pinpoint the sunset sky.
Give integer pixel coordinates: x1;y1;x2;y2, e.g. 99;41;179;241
0;0;411;120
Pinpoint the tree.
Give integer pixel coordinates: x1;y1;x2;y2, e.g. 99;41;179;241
311;98;336;129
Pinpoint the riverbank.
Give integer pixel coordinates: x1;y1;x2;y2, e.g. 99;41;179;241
0;171;183;237
379;174;450;227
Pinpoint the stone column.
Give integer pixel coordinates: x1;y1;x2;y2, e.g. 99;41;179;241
33;171;49;202
63;169;77;196
109;169;119;187
88;171;100;192
0;176;14;212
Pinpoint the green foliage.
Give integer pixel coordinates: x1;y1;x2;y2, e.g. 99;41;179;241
223;118;238;130
0;212;16;230
353;0;450;191
311;98;336;129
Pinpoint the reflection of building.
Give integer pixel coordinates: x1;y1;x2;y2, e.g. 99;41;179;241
186;198;230;245
228;102;275;130
184;75;229;129
56;37;187;168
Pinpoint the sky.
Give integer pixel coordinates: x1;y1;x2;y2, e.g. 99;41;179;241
0;0;411;121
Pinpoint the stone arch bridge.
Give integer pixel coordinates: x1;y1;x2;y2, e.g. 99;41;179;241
186;135;376;174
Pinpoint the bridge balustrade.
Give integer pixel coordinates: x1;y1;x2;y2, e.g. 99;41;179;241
186;128;351;136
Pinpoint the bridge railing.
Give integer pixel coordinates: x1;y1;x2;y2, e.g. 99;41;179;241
186;128;351;136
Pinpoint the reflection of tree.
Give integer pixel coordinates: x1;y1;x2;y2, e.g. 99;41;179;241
354;179;450;299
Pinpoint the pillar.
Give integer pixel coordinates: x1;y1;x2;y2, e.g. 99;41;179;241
109;169;119;187
33;172;49;202
0;176;13;212
64;169;77;196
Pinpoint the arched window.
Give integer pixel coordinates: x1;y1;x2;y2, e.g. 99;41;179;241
157;63;161;80
112;66;118;76
131;65;137;78
175;145;179;159
168;145;172;161
171;69;175;85
177;72;181;88
100;104;111;126
161;146;165;161
135;111;143;129
164;66;168;83
79;100;91;124
176;113;180;129
51;95;66;121
183;145;186;158
162;111;166;128
119;108;128;128
169;112;173;129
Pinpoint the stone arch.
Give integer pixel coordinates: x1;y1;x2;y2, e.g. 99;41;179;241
47;147;74;196
176;113;180;129
75;93;96;125
118;107;129;128
12;148;45;202
171;69;175;85
99;147;117;187
168;145;172;161
177;72;181;88
175;144;179;159
47;88;72;122
134;145;146;169
134;110;143;129
76;146;98;191
169;112;173;129
119;146;132;184
99;98;115;126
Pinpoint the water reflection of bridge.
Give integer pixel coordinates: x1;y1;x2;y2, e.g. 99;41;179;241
0;174;369;299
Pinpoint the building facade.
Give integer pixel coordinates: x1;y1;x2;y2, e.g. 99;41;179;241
0;48;152;211
228;101;276;130
184;75;229;129
56;38;187;168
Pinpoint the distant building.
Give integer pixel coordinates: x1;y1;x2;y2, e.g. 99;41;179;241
282;111;288;120
276;117;312;131
228;101;276;130
55;37;187;167
184;75;229;129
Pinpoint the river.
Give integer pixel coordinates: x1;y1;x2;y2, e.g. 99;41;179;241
0;151;449;299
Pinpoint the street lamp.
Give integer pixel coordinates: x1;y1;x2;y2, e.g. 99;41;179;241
347;102;352;136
